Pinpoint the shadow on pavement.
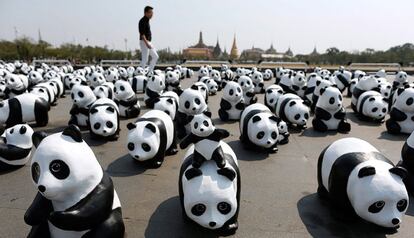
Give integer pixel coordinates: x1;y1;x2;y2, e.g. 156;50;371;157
106;154;147;177
378;131;408;142
227;140;269;161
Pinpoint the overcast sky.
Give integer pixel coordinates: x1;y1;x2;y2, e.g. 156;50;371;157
1;0;413;54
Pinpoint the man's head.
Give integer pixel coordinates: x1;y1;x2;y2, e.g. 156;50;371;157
144;6;153;19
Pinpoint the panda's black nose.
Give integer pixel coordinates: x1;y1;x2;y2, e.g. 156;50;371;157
38;185;46;193
392;218;400;225
267;141;271;145
134;155;139;159
200;128;204;132
209;221;216;227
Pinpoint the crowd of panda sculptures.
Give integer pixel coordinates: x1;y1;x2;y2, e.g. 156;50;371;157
0;60;413;237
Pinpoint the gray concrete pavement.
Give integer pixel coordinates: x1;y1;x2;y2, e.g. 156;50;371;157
0;75;413;238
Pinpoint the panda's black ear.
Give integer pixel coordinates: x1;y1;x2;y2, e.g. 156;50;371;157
252;115;261;123
145;123;157;133
316;80;321;86
62;124;83;142
203;111;212;118
90;108;98;114
368;97;375;102
289;101;296;107
166;98;173;105
190;85;198;90
320;87;326;95
358;166;376;178
106;107;115;113
269;115;280;123
397;88;405;96
389;167;408;179
32;131;48;148
80;81;88;86
127;122;136;130
187;115;194;122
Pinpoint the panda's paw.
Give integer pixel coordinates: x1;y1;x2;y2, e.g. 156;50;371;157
338;121;351;133
166;147;178;156
185;168;203;180
279;137;289;145
217;168;236;181
386;119;401;134
268;146;278;154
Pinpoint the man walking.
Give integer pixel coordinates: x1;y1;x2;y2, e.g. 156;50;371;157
139;6;158;73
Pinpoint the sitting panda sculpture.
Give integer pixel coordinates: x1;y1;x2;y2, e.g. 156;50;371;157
126;110;178;168
275;93;310;129
144;74;165;108
179;139;240;235
218;81;245;121
0;124;34;170
240;103;280;153
93;82;114;100
317;137;408;229
88;98;120;141
312;87;351;132
129;75;147;93
291;71;307;98
264;85;284;112
180;112;235;181
355;91;388;122
251;71;265;94
25;125;125;238
351;76;380;113
393;71;408;91
387;87;414;134
114;79;140;118
238;76;257;105
69;84;96;127
153;91;179;121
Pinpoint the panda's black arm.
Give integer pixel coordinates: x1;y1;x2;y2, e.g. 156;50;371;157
220;99;231;110
315;107;331;120
179;134;196;149
176;111;188;125
146;88;160;98
24;192;53;226
333;107;346;119
246;91;255;97
0;145;31;161
235;102;245;110
69;104;79;115
214;128;230;140
49;173;114;231
82;208;124;238
390;108;407;121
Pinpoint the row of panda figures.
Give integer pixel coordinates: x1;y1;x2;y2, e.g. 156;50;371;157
0;60;414;236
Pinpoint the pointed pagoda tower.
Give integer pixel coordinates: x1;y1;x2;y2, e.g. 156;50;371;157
230;34;239;59
213;37;222;58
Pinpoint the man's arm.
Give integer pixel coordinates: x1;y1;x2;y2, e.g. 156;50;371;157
141;35;152;49
139;19;152;49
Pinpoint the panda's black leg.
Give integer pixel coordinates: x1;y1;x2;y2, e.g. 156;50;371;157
82;208;125;238
279;134;289;145
268;144;278;154
217;167;236;181
35;101;49;127
338;120;351;133
312;118;328;132
177;126;187;140
386;119;401;134
351;103;358;113
218;109;229;121
27;221;51;238
144;157;164;168
317;186;329;200
185;168;203;180
165;127;178;156
68;115;78;126
126;105;140;118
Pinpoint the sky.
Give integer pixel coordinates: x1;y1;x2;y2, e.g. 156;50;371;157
1;0;414;54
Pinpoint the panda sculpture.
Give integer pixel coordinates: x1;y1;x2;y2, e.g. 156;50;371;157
165;70;181;93
275;93;310;129
129;75;147;93
386;87;414;134
48;77;65;99
0;124;34;170
114;79;140;118
356;91;388;122
89;72;106;89
126;110;177;168
179;140;240;235
278;72;293;93
88;98;120;140
0;93;49;128
291;71;307;98
144;74;165;108
240;103;280;153
238;76;257;105
153;91;179;121
218;81;245;121
277;120;289;145
263;69;273;81
317;137;408;229
264;85;284;112
210;70;222;90
251;71;265;94
192;82;209;103
399;131;414;195
93;82;114;100
176;88;209;139
304;73;321;104
30;83;57;106
333;73;351;93
351;76;380;113
25;125;125;238
312;87;351;132
393;71;408;91
69;84;96;127
5;74;28;98
311;78;334;112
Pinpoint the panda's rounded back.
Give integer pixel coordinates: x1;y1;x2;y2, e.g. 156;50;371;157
240;103;270;131
141;110;174;146
3;124;34;149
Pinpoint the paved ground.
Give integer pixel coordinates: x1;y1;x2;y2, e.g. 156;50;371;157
1;75;414;238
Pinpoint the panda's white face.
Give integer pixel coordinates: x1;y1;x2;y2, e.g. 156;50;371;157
292;72;306;87
394;88;414;113
238;76;254;92
285;99;310;126
251;71;263;84
147;75;165;92
210;70;221;81
193;82;208;100
118;67;128;78
348;161;408;228
28;71;43;84
191;114;214;137
7;74;24;90
314;79;334;96
134;67;145;76
247;113;279;148
154;97;177;120
105;67;119;82
317;87;343;111
199;67;209;77
89;105;118;137
31;132;103;204
68;75;86;89
90;72;106;87
179;89;207;115
380;83;392;99
71;84;96;108
395;71;408;83
363;96;388;120
206;79;218;95
114;80;134;100
266;86;284;109
3;124;33;149
127;122;159;161
223;81;243;102
357;76;380;91
165;71;179;84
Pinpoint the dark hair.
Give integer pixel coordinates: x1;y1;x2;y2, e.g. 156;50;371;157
144;6;153;13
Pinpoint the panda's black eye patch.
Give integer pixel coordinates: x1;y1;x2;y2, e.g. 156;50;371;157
184;101;190;109
20;126;27;134
94;122;101;130
271;131;277;139
305;113;309;119
406;98;413;106
397;199;407;212
269;99;274;103
194;122;199;129
78;91;84;98
329;97;335;104
229;89;234;95
294;114;300;120
237;87;241;93
31;162;40;183
127;142;135;151
10;128;14;134
142;143;151;152
368;201;385;213
240;82;244;86
120;86;125;91
191;203;206;216
257;131;265;139
49;160;70;180
372;107;378;113
106;121;113;128
195;98;201;105
382;108;387;113
203;120;209;126
217;202;231;215
338;95;342;100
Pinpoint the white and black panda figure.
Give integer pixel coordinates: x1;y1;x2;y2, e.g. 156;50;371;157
0;93;49;128
218;81;245;122
210;69;222;90
65;75;86;91
333;73;351;93
179;140;240;235
238;76;257;105
5;74;28;98
311;78;334;112
386;87;414;134
114;79;140;118
192;82;209;103
165;70;181;93
153;91;179;121
317;137;408;229
239;103;279;153
0;81;7;99
205;78;218;96
312;87;351;132
0;124;34;170
48;77;65;99
28;71;44;87
393;71;409;91
129;75;147;93
176;88;209;139
304;73;320;104
180;112;236;180
144;74;165;108
263;69;273;81
25;125;125;238
126;110;178;168
399;131;414;195
93;82;114;100
251;71;265;94
264;85;284;112
69;84;97;127
275;93;310;129
104;67;119;83
291;71;307;98
356;91;388;122
89;72;106;89
275;67;287;84
30;82;57;106
277;120;289;145
351;76;380;113
88;98;120;141
278;72;293;93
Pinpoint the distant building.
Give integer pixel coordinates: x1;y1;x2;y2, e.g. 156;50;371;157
212;38;222;58
230;35;239;59
241;44;293;60
310;46;319;56
183;31;213;59
240;46;264;60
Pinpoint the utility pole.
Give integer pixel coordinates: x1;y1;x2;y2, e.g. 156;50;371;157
14;27;18;40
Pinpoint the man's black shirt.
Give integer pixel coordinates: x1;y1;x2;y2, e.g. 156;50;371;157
139;16;152;41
